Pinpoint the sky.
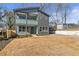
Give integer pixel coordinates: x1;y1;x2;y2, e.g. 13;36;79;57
0;3;79;24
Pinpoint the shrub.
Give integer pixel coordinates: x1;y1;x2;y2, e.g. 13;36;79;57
0;36;4;41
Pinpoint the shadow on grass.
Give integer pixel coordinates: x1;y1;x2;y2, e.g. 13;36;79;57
0;38;13;51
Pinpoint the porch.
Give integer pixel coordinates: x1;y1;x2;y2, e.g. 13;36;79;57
16;25;38;36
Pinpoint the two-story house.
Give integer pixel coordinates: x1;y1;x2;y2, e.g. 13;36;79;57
14;7;49;36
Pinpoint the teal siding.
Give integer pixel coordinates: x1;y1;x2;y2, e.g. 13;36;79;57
27;19;38;26
16;17;38;35
16;19;38;35
16;19;26;24
16;19;38;25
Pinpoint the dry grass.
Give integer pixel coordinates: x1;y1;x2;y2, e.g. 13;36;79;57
0;35;79;56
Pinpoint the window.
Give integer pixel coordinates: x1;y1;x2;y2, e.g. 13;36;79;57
27;14;37;20
18;14;26;19
40;26;47;31
19;26;26;32
27;15;37;20
40;27;42;31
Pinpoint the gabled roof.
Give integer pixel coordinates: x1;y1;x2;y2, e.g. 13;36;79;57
13;7;49;17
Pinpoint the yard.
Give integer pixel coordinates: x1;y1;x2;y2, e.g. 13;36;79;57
0;35;79;56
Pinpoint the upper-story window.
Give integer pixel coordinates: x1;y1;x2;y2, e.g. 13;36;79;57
27;12;37;20
17;14;26;19
18;15;26;19
27;15;37;20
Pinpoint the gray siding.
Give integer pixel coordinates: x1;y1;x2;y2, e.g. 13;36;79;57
37;12;49;35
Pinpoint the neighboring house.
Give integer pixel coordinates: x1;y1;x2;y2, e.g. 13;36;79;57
0;8;7;29
0;9;7;37
14;7;49;36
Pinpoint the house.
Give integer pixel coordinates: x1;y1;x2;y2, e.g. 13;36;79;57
0;8;8;38
13;7;49;36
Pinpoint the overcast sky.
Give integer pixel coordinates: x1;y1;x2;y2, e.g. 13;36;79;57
0;3;79;24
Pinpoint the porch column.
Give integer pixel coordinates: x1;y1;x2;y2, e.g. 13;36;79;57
26;26;27;35
29;27;31;34
36;26;38;34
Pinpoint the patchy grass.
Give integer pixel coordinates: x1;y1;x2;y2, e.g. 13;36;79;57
0;35;79;56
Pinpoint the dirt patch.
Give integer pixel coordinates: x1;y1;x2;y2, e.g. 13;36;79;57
0;35;79;56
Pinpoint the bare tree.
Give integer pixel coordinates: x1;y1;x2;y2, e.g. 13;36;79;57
0;8;15;38
48;4;64;26
56;3;63;24
50;4;70;26
0;10;15;30
6;11;15;30
63;4;70;25
39;3;52;11
56;4;70;25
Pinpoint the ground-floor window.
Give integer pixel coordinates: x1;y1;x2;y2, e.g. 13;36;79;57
19;26;26;32
40;27;42;31
40;26;48;31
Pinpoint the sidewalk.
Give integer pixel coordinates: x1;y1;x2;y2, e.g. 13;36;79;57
55;31;79;36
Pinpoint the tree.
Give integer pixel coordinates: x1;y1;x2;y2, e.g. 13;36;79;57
56;4;70;25
47;3;71;30
39;3;52;11
6;11;15;30
0;9;15;29
49;4;71;29
5;11;15;38
0;8;15;38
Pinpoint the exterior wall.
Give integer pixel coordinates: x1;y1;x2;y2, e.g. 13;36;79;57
15;12;38;35
15;12;27;25
15;11;49;35
37;12;49;35
15;13;27;35
15;12;38;26
27;20;38;26
16;19;27;25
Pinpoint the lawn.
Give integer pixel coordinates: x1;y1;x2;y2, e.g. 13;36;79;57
0;35;79;56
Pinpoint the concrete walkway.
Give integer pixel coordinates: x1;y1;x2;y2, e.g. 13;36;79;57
0;39;13;50
55;31;79;36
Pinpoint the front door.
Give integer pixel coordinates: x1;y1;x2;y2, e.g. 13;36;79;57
31;27;36;34
27;26;36;34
